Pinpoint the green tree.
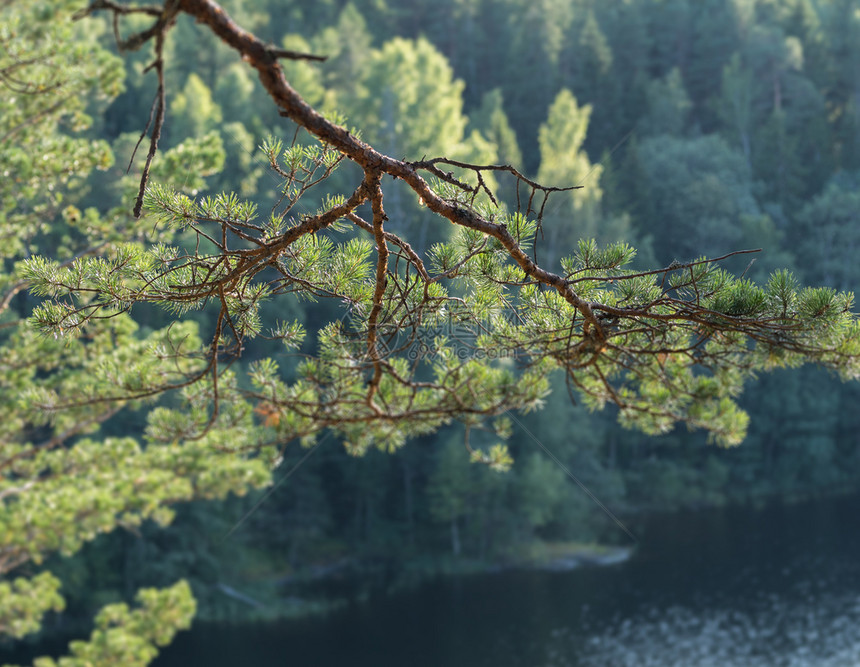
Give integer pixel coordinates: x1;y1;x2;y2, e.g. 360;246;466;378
790;171;860;291
168;73;223;145
535;90;601;266
426;439;472;556
469;89;523;171
638;68;692;138
534;90;646;268
558;7;614;153
514;454;567;536
213;63;258;133
591;0;651;149
646;0;692;76
311;4;373;100
484;0;574;171
350;37;468;160
634;133;760;263
684;0;742;115
716;53;755;167
0;2;267;662
818;0;860;169
743;25;830;207
344;35;495;248
5;1;860;664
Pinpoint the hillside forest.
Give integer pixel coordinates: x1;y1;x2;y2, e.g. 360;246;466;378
4;0;860;636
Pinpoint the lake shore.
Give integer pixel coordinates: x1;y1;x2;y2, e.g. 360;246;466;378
200;540;634;623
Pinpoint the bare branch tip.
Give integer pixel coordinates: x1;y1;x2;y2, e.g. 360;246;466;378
270;48;328;62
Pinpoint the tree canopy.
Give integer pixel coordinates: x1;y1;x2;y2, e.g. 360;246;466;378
3;0;860;664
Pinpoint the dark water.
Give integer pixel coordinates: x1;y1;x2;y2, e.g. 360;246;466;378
151;494;860;666
4;495;859;665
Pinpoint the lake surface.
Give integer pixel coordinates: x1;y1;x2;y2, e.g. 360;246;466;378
152;493;860;666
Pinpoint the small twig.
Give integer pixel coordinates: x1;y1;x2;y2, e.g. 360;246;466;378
269;48;327;62
132;29;169;217
73;0;162;20
565;248;763;286
128;87;160;173
411;158;583;195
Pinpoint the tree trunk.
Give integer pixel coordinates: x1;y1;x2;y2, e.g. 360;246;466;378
402;459;415;548
451;517;461;556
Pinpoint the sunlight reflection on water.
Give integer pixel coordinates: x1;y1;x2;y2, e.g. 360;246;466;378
555;595;860;666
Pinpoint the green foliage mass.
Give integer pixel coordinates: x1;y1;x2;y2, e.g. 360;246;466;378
5;0;860;664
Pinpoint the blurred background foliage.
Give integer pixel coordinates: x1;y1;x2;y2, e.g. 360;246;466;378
5;0;860;644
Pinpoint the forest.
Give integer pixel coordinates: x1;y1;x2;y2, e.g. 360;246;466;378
3;0;860;662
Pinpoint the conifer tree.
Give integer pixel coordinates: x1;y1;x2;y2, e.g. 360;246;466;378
5;1;860;664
